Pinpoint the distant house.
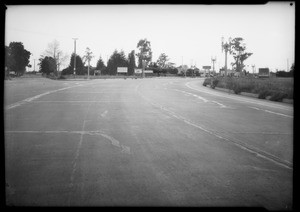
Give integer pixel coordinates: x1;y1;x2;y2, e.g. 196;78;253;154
219;68;236;76
258;68;270;78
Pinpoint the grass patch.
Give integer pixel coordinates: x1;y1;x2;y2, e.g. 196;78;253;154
207;76;293;101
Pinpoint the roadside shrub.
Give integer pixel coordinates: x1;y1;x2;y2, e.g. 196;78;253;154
203;78;211;86
286;88;293;99
269;92;288;102
258;89;273;99
229;81;242;94
58;75;66;80
210;78;219;89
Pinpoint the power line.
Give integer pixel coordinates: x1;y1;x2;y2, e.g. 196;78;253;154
6;27;71;39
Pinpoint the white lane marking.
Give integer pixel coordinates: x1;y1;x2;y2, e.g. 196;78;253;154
186;81;293;111
30;100;138;103
68;97;93;205
248;106;293;118
6;84;85;110
98;133;131;154
136;84;292;170
249;106;260;110
5;129;131;151
263;109;293;118
172;88;230;108
101;110;108;117
172;89;209;103
211;101;227;108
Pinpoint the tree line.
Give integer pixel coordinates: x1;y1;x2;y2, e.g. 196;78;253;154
6;37;292;78
5;38;179;78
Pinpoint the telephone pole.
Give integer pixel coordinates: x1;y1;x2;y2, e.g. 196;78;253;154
33;59;36;72
221;37;232;77
57;52;60;76
72;38;78;76
251;64;255;75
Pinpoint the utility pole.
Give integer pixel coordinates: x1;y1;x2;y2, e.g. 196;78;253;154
72;38;78;76
57;52;60;77
34;59;36;72
221;37;232;77
251;64;255;75
287;59;289;72
211;56;216;74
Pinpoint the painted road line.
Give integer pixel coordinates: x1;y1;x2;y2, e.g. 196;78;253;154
172;88;229;108
101;110;108;117
248;106;293;118
211;101;227;108
31;100;138;103
172;89;209;103
6;84;85;110
136;83;292;170
5;80;103;110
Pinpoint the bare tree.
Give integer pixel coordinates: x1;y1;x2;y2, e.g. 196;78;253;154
44;39;68;75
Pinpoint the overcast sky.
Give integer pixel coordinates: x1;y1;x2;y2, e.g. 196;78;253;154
5;3;295;72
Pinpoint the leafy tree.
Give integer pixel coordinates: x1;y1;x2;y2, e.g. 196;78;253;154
229;37;252;72
95;56;107;75
136;38;152;68
148;62;161;76
107;50;128;75
71;53;85;75
157;53;169;69
128;50;136;75
5;42;31;76
39;56;56;75
61;67;72;75
5;46;15;77
61;53;85;75
290;63;294;73
82;47;94;77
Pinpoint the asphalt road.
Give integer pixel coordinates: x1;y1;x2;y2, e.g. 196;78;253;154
4;77;293;209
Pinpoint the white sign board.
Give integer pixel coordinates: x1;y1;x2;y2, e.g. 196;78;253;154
144;70;153;74
117;67;128;73
134;69;142;74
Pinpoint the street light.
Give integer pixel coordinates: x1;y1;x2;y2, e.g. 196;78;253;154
211;56;216;75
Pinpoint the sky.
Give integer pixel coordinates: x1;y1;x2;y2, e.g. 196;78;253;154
5;2;295;73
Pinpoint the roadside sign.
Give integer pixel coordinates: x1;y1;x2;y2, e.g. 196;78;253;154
203;66;211;70
258;68;270;78
134;69;142;74
117;67;128;73
144;70;153;74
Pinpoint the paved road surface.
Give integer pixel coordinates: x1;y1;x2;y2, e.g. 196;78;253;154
5;77;293;209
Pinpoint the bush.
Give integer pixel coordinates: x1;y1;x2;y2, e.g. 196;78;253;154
211;78;219;89
203;78;211;86
258;89;273;99
269;92;288;102
232;83;242;94
58;75;66;80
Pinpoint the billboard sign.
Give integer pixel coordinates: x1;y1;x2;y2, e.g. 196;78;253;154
134;69;142;74
117;67;128;73
202;66;211;70
144;70;153;74
258;68;270;78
